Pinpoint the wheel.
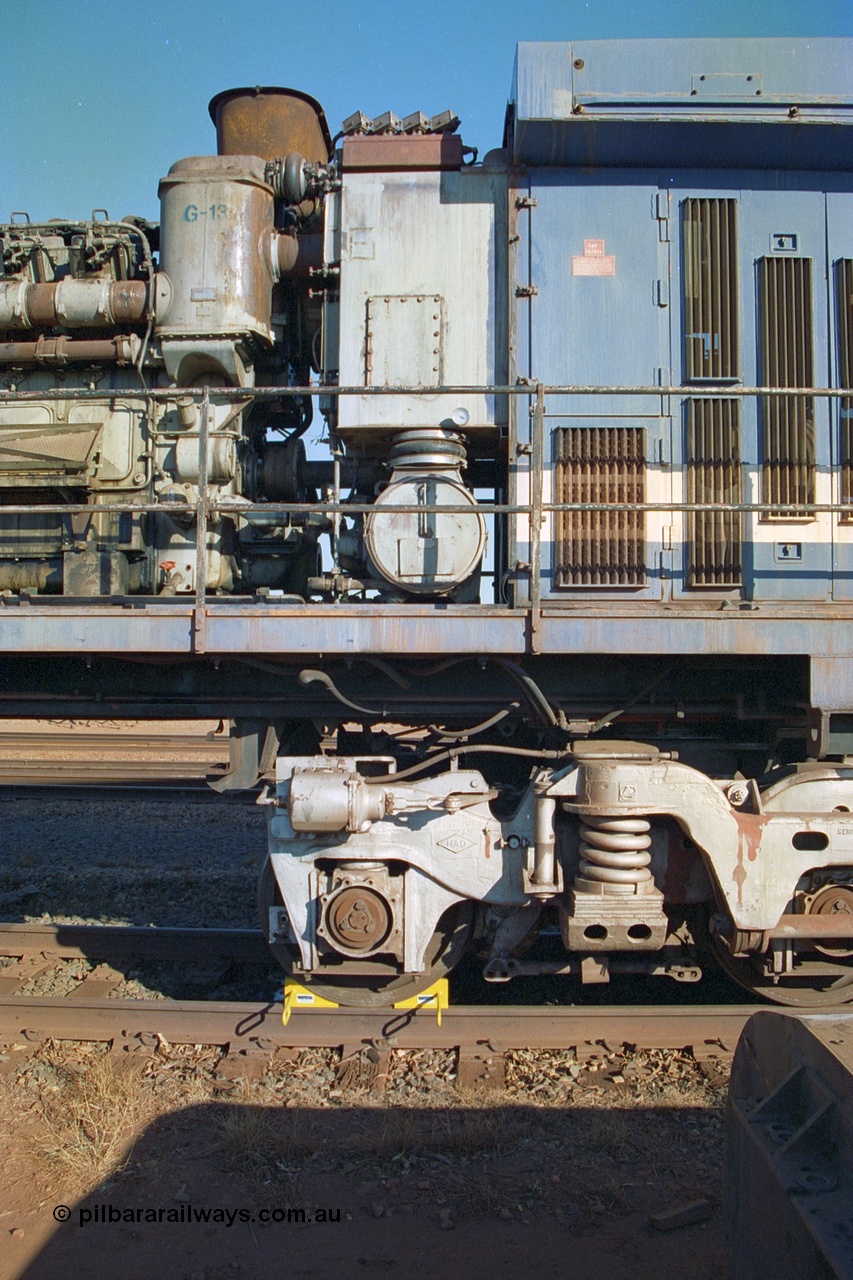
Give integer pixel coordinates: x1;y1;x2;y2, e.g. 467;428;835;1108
709;901;853;1008
258;857;474;1008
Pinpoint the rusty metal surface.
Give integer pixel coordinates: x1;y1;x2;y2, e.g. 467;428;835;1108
341;135;464;171
0;923;268;963
768;913;853;940
157;158;275;345
0;279;148;329
0;995;787;1052
209;86;332;162
0;336;140;364
2;602;853;658
0;759;225;785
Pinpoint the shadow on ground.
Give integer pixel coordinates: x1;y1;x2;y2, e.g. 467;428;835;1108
13;1098;729;1280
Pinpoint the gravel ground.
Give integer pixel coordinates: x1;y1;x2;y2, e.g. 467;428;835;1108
0;797;266;929
0;795;278;1002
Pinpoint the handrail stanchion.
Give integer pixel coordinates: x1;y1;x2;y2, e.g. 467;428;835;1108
529;385;545;652
193;387;210;654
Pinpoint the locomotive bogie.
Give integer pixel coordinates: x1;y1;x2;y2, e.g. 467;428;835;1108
265;743;853;1002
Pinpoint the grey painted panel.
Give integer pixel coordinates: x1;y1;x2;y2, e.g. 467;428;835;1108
512;40;853;170
0;611;193;651
0;607;852;659
514;39;853;118
539;615;853;658
665;178;840;603
335;168;507;437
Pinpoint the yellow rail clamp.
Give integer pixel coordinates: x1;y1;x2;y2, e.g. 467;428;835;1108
393;978;449;1027
282;979;338;1026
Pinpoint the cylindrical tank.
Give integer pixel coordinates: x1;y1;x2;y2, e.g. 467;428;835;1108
364;430;486;596
208;87;332;163
157;155;275;343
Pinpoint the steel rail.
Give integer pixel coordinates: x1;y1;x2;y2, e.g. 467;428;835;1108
0;731;225;751
0;500;849;516
0;760;224;783
0;995;828;1052
0;782;255;801
0;376;846;641
0;926;846;1053
0;922;269;962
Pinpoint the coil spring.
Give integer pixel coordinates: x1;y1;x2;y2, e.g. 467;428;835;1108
579;814;652;887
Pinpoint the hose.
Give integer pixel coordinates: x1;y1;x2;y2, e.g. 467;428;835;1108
298;669;387;716
427;703;520;741
491;658;558;727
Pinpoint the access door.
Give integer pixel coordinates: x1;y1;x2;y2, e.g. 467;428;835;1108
521;172;673;602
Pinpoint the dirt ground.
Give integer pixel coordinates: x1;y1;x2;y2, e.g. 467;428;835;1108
0;1039;731;1280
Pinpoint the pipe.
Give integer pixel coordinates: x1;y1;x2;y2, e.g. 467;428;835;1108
271;231;324;281
0;335;141;365
763;915;853;945
531;794;558;892
368;743;567;784
0;560;62;592
0;278;149;329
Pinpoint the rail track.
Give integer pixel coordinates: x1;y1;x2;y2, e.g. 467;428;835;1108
0;922;841;1082
0;723;230;786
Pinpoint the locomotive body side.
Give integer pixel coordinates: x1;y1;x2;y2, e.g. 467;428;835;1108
1;38;853;1004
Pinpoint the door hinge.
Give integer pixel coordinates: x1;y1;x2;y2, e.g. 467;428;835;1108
516;284;539;298
515;196;538;210
655;192;670;242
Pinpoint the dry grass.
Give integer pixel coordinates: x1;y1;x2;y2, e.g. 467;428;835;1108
8;1037;725;1225
33;1051;149;1192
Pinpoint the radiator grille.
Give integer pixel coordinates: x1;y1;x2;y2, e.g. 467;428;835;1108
759;256;815;512
682;198;739;381
554;426;646;587
0;487;75;506
685;399;742;586
838;260;853;516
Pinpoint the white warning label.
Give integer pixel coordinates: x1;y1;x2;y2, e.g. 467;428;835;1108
572;238;616;276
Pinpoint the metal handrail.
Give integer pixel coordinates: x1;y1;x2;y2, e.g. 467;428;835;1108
0;379;849;642
0;382;848;402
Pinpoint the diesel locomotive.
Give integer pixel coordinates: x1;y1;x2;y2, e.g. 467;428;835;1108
2;37;852;1006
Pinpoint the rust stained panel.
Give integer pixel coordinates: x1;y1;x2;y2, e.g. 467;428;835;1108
209;87;332;162
0;606;851;657
341;135;464;172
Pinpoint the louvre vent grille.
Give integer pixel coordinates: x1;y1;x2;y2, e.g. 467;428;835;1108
759;257;815;513
682;198;739;381
685;400;742;586
554;426;646;588
838;260;853;516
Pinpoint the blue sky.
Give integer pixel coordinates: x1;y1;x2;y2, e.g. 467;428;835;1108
2;0;851;222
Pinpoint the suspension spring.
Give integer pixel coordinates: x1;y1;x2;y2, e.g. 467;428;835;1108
579;815;653;888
